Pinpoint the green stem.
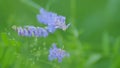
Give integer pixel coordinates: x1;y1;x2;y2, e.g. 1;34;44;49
21;0;41;10
102;33;110;56
70;0;76;22
45;0;56;10
70;0;82;52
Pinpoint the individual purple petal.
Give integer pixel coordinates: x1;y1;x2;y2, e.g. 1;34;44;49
23;29;29;36
46;25;56;33
48;55;53;61
17;27;24;36
58;56;62;62
55;16;66;24
37;27;43;37
40;8;46;14
41;28;48;37
26;26;37;36
37;15;48;25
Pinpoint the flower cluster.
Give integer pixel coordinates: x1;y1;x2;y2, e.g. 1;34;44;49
48;43;69;62
13;8;70;62
12;25;48;37
13;8;70;37
37;8;70;33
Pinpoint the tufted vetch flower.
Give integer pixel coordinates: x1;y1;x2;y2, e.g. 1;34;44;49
37;8;70;33
12;25;48;37
48;43;69;62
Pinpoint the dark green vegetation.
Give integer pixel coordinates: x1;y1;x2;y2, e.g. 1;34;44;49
0;0;120;68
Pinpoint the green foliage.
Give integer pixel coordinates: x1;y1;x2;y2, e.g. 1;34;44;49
0;0;120;68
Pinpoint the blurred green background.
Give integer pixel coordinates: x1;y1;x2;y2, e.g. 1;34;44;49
0;0;120;68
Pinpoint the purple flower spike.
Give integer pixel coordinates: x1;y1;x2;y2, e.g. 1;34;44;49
48;43;69;62
37;8;70;32
16;26;48;37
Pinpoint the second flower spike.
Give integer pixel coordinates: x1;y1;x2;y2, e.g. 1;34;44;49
12;25;48;37
48;43;69;62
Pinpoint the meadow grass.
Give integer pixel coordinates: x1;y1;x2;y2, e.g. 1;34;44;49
0;0;120;68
